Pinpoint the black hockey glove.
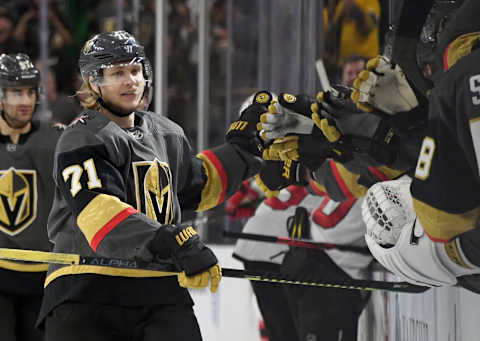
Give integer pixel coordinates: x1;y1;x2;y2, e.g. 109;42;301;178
148;224;221;292
255;159;308;197
226;91;274;157
261;93;353;170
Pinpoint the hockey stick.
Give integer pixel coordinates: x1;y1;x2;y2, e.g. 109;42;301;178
223;268;428;293
0;248;427;293
223;230;371;255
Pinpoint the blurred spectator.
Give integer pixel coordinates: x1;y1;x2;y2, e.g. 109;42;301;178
167;0;197;135
35;65;82;125
13;0;77;95
339;55;368;86
0;7;21;54
13;0;73;59
324;0;380;78
49;72;83;125
207;0;229;145
92;0;133;33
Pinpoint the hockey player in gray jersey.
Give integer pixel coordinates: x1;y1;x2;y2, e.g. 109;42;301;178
0;53;62;341
39;31;264;340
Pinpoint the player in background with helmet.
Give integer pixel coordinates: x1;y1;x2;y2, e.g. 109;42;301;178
0;53;63;341
38;30;266;340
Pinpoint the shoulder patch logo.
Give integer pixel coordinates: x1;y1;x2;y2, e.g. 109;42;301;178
0;168;37;236
132;159;174;224
68;114;92;128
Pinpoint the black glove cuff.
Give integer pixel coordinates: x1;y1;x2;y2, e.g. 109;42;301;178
177;243;218;276
148;224;218;275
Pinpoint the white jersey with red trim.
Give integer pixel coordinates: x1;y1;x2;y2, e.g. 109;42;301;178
234;185;372;278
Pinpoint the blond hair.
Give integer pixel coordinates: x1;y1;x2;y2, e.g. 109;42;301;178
76;81;102;111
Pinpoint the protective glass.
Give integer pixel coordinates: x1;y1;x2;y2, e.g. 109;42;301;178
90;58;148;89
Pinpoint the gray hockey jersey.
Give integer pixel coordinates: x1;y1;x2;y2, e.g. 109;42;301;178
0;120;62;293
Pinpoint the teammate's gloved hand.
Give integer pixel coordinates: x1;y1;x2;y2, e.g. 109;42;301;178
351;55;419;114
260;93;352;169
226;91;274;156
255;159;308;197
148;224;222;292
257;93;316;140
314;85;360;119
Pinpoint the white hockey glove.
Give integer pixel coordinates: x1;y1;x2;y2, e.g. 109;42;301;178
362;178;480;287
351;55;419;114
257;93;315;140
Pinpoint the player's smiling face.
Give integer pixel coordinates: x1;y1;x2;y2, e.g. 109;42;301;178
99;62;145;115
1;86;36;129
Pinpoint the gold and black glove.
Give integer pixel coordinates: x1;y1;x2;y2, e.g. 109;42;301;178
255;159;308;198
149;224;221;293
226;91;274;157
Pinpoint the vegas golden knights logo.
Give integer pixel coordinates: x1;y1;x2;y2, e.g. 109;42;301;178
0;168;37;236
133;160;174;224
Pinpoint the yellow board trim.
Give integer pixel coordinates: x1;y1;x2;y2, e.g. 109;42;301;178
44;264;177;287
445;32;480;70
0;259;48;272
195;153;223;212
77;194;132;244
413;198;480;241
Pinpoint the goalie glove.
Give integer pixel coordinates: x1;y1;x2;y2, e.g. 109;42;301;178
226;91;274;156
362;178;480;287
351;55;419;114
148;224;222;292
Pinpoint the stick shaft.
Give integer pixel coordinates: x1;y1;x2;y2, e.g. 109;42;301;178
224;231;371;255
0;248;427;293
222;268;428;293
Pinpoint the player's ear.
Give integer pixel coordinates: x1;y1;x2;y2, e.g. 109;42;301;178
88;77;100;96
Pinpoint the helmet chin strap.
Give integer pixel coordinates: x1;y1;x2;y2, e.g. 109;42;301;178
1;109;25;129
97;86;145;117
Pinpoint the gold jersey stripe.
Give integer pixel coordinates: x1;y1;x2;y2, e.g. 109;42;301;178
0;259;48;272
333;162;367;198
44;264;177;287
196;152;225;211
413;198;480;242
77;194;133;245
444;32;480;70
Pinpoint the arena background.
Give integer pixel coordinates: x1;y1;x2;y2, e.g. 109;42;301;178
2;0;478;340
